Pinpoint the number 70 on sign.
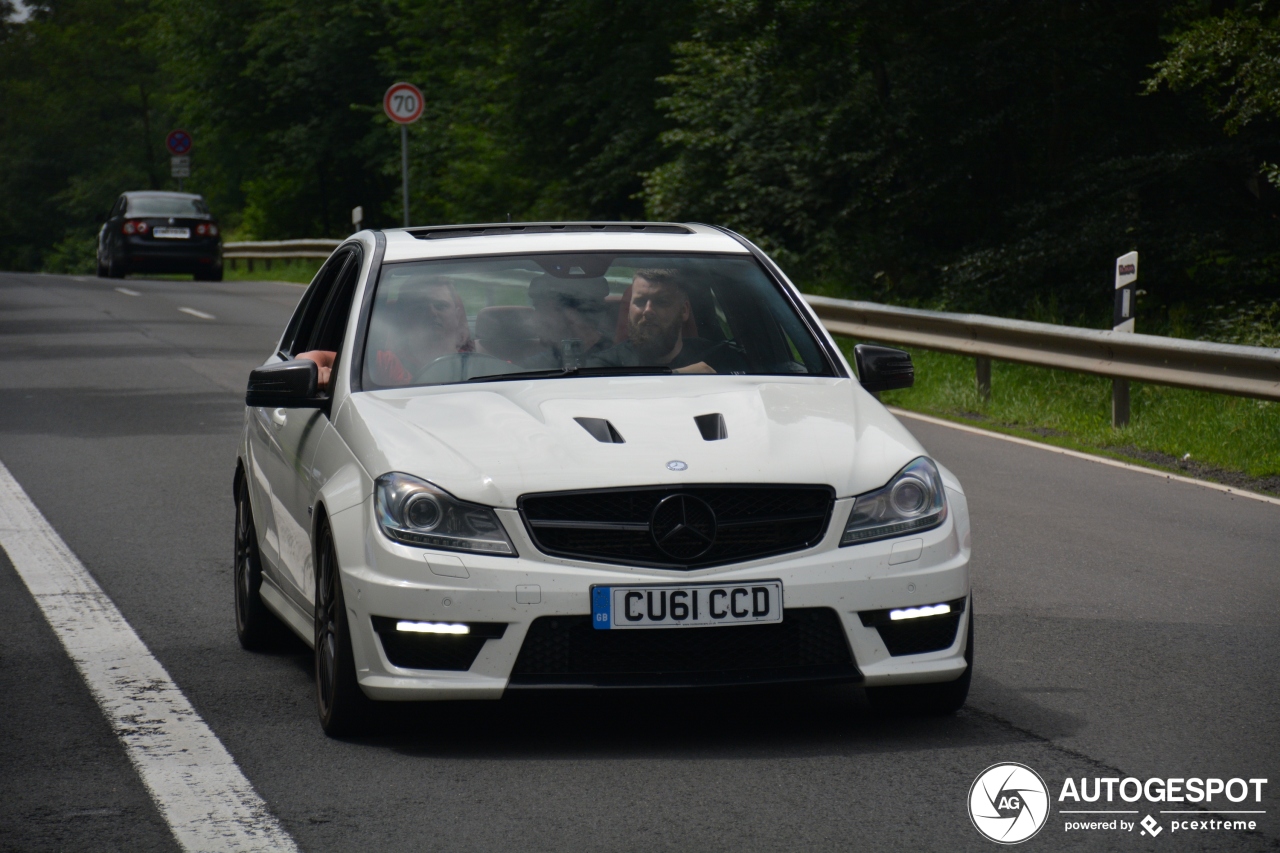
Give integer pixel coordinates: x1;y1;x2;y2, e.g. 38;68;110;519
383;82;424;124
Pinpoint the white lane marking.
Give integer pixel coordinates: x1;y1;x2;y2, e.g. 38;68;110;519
890;407;1280;508
178;306;216;320
114;287;141;296
0;460;299;852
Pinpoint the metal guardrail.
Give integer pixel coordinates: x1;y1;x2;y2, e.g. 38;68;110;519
223;239;342;257
223;239;342;267
803;295;1280;403
218;239;1280;404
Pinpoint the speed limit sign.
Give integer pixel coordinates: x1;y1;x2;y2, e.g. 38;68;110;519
383;82;424;124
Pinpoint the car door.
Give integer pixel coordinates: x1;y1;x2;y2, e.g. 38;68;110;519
247;250;352;601
270;248;364;605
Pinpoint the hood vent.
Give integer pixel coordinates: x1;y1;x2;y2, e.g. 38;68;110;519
694;413;728;441
574;417;625;444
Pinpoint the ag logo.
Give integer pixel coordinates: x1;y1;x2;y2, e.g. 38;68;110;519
968;763;1049;844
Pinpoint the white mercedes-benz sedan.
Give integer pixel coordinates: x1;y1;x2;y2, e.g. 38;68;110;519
234;222;972;735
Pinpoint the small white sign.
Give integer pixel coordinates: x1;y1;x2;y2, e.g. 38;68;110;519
1115;250;1138;289
170;156;190;178
351;205;363;226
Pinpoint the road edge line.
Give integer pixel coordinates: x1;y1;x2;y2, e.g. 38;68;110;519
889;407;1280;508
0;459;299;853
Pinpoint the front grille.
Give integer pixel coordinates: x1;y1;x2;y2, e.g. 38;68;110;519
508;607;859;687
519;485;834;569
859;598;966;656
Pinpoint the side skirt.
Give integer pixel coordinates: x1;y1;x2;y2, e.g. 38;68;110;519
261;575;315;648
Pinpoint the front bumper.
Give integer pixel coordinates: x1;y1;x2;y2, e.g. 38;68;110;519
328;489;971;701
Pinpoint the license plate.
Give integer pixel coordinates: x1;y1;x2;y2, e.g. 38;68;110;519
591;580;783;630
153;227;190;239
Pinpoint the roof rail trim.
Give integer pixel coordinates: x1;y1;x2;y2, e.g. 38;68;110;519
403;222;695;240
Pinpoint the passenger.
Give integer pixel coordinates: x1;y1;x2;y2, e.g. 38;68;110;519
523;274;614;369
587;269;743;373
298;277;472;389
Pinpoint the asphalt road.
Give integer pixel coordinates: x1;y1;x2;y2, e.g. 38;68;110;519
1;270;1276;852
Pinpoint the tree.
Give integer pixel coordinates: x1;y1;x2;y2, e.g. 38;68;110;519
0;0;167;271
1147;1;1280;134
645;0;1280;321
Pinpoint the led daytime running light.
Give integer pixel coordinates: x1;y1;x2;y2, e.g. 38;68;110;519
395;621;470;634
888;603;951;621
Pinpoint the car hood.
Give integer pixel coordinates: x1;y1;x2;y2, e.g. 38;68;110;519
336;375;928;508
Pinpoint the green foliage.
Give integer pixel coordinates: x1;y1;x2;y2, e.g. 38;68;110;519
0;0;1276;342
1147;1;1280;135
0;0;167;271
223;257;322;284
42;229;99;275
1200;298;1280;346
158;0;399;238
648;0;1280;324
847;342;1280;482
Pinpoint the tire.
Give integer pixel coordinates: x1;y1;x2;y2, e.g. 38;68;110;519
865;607;973;716
314;521;369;737
96;256;108;278
234;476;279;650
108;254;127;279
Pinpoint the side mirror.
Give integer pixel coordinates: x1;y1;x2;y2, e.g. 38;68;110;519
854;344;914;392
246;359;325;408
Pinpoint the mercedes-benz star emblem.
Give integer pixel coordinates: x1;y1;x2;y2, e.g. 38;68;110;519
666;460;688;471
649;494;717;560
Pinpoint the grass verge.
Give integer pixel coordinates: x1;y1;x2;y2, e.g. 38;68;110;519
834;340;1280;497
222;258;322;284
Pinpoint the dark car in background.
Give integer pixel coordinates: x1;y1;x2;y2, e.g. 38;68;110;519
97;191;223;281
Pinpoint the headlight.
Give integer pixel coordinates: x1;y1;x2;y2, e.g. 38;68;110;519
375;473;517;556
840;457;947;546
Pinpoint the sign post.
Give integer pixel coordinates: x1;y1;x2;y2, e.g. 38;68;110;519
166;130;193;191
352;205;364;233
383;82;425;227
1112;251;1138;427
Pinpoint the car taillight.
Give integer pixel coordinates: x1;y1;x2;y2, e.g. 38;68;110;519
122;220;149;235
209;223;219;236
196;223;219;236
137;221;149;234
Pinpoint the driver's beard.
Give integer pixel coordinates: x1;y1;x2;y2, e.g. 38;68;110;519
629;315;682;362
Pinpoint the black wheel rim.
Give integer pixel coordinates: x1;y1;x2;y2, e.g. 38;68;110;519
234;487;253;632
315;530;338;719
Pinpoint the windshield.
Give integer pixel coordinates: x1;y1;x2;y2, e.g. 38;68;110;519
361;253;833;388
126;196;208;216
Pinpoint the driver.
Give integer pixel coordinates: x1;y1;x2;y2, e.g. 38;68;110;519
299;277;472;388
374;278;473;384
587;269;741;373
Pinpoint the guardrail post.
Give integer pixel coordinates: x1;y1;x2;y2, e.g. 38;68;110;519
248;258;254;273
975;357;991;402
1112;379;1130;428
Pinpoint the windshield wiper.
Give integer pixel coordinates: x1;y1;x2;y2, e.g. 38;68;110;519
464;365;674;383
